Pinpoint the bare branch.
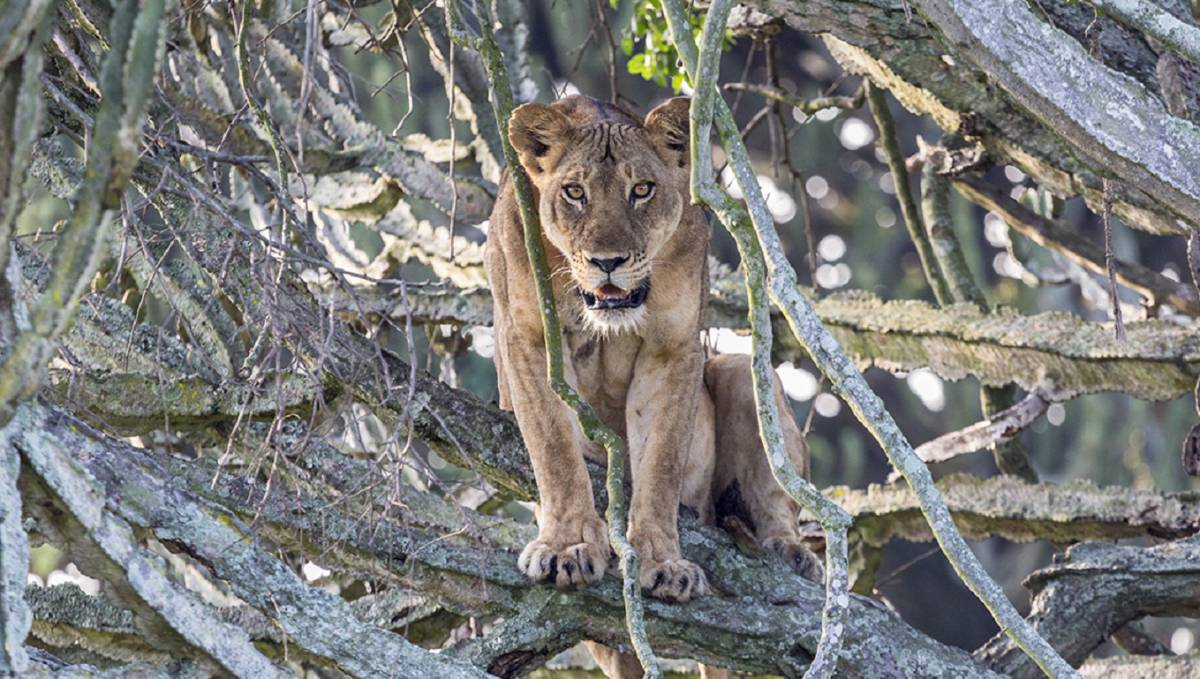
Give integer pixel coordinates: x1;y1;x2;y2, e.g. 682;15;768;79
1085;0;1200;67
687;2;852;675
813;473;1200;546
953;173;1200;316
977;536;1200;678
914;390;1051;465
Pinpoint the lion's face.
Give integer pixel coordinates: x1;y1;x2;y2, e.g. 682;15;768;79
509;97;692;335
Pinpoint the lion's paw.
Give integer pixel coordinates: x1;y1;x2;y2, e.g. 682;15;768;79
640;558;709;602
518;515;610;589
763;536;824;583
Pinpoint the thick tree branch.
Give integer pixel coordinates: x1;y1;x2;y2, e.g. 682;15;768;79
746;0;1197;236
813;473;1200;546
1084;0;1200;68
316;277;1200;403
910;0;1200;227
977;536;1200;678
9;401;495;679
12;400;1004;677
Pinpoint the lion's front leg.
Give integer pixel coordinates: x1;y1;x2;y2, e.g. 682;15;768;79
499;324;611;589
625;347;709;603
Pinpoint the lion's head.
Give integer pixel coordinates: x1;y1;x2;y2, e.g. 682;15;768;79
509;95;691;335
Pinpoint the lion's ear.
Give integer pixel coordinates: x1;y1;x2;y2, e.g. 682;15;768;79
509;103;571;176
644;97;691;169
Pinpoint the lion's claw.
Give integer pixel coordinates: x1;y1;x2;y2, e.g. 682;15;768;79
640;558;709;602
763;536;824;582
519;516;610;589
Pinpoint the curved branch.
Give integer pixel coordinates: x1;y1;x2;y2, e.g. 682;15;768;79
689;2;852;676
663;2;1076;675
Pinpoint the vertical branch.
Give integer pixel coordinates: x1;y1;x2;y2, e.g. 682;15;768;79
0;10;47;665
0;420;30;674
660;1;1077;676
0;0;167;425
235;2;289;221
446;3;660;676
0;0;53;297
1102;179;1127;342
865;83;953;305
919;165;986;308
687;3;852;678
921;162;1038;481
872;76;1039;479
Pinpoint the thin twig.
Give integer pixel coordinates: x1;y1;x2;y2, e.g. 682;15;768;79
1103;178;1128;341
723;82;864;115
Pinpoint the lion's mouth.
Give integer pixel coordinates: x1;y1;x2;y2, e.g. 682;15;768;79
579;279;651;310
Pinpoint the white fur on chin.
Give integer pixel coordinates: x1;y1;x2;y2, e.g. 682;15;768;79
582;305;647;339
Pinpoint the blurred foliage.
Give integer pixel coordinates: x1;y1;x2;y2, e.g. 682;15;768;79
622;0;710;90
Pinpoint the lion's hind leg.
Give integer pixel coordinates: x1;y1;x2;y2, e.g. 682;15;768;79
704;354;823;582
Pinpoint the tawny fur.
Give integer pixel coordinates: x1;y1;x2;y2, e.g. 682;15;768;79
486;95;820;678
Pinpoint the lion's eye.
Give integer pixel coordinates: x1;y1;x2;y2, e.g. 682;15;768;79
630;181;655;202
562;184;586;203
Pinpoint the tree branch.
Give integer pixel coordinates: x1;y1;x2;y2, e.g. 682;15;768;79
977;536;1200;678
913;390;1051;465
663;2;1076;675
688;2;852;676
0;0;167;426
910;0;1200;229
1085;0;1200;67
812;473;1200;546
953;173;1200;316
11;400;1004;677
744;1;1196;237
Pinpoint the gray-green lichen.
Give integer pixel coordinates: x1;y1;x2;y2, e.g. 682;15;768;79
805;474;1200;546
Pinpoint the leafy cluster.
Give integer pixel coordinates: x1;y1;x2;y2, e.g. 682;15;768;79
621;0;728;91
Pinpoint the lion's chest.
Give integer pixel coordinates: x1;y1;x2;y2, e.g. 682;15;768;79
564;329;641;439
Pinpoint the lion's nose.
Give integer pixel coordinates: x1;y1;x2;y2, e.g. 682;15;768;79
587;255;629;273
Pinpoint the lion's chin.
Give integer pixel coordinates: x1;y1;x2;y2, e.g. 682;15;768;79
581;305;647;338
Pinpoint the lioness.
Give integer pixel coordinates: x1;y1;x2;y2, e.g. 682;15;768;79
487;94;820;671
